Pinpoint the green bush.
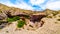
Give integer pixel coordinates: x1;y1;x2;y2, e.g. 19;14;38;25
7;16;20;22
17;20;26;28
13;16;20;21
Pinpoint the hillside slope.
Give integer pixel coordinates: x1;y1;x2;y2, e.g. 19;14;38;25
0;3;60;34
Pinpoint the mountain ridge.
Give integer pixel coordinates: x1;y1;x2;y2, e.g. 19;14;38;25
0;3;60;16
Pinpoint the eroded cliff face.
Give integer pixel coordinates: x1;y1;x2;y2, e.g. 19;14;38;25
0;3;60;34
0;8;46;30
0;3;46;29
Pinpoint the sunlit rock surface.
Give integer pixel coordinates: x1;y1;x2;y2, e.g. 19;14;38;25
0;4;60;34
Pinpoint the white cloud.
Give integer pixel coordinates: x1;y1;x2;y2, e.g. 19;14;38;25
0;0;34;10
30;0;45;5
46;1;60;10
15;2;34;10
0;0;15;6
0;0;60;11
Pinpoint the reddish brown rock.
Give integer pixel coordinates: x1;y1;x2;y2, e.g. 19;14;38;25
30;14;46;23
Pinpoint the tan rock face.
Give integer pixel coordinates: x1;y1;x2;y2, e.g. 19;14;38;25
0;15;60;34
0;11;7;20
0;3;60;34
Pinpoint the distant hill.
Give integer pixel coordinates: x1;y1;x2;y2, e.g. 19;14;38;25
0;3;60;15
0;3;60;32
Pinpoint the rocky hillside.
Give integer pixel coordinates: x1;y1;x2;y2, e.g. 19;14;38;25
0;3;60;31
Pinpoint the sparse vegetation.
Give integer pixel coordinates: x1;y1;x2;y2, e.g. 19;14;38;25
0;3;60;31
17;20;26;28
7;16;20;22
46;16;52;18
29;25;33;28
57;19;60;21
0;10;2;13
24;15;30;19
55;22;58;24
52;11;58;16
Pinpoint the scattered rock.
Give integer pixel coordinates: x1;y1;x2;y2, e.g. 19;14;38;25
0;13;7;20
0;21;8;29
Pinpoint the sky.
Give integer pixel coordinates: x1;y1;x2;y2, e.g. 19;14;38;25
0;0;60;11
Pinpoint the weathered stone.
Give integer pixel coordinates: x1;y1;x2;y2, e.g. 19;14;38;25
30;15;46;22
0;20;8;29
0;12;7;20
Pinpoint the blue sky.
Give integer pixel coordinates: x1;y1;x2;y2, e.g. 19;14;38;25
0;0;60;11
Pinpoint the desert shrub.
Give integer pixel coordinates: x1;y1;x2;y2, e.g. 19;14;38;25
55;22;58;24
57;19;60;21
17;20;26;28
7;16;20;22
52;11;58;16
0;10;2;13
46;16;52;18
24;15;30;19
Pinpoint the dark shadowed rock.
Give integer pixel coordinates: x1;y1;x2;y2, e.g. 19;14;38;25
30;13;46;23
0;20;8;29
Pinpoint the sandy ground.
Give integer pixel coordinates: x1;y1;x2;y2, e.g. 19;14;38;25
0;18;60;34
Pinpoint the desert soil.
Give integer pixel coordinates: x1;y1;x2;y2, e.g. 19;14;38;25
0;17;60;34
